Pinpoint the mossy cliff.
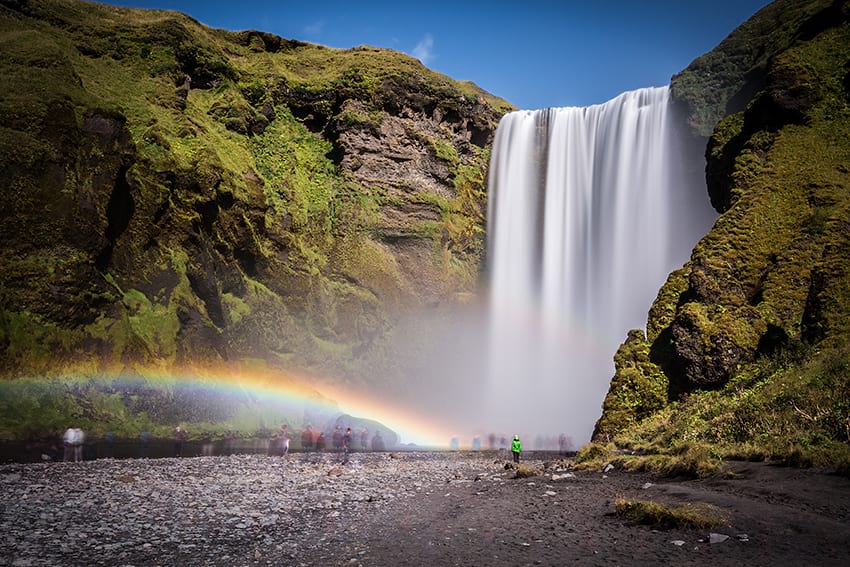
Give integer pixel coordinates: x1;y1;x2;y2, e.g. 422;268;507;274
594;0;850;470
0;0;512;391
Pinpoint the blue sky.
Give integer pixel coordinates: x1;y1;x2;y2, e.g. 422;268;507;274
98;0;773;109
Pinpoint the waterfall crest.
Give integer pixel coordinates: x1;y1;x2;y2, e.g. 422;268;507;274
486;86;715;443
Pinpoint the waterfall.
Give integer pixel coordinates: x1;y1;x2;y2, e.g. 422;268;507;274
486;86;715;444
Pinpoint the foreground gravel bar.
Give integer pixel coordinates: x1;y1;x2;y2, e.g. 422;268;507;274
4;452;850;566
0;452;502;566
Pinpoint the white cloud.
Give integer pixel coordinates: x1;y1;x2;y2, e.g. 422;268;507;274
412;34;434;65
303;20;324;36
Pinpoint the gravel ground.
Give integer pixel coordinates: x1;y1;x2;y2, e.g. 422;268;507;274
1;452;849;566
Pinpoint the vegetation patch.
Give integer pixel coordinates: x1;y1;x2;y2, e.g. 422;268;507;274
609;342;850;474
670;0;835;136
572;441;617;471
615;498;727;529
514;464;537;478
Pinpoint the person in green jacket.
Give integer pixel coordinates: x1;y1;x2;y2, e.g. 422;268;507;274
511;434;522;463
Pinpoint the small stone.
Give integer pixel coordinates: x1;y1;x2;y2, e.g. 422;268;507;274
671;540;685;546
709;533;730;544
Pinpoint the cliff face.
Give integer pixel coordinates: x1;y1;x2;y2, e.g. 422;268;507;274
595;0;850;466
0;0;512;383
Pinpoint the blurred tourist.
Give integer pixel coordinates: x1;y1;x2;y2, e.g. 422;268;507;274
103;431;115;458
139;430;151;458
342;427;352;464
301;425;314;461
63;427;74;462
371;430;385;451
301;425;313;450
174;425;187;457
332;425;343;457
63;427;84;462
278;424;290;457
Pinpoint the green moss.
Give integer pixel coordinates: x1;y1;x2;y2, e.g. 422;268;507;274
335;106;383;129
221;292;251;325
429;136;460;166
595;330;668;437
248;106;336;263
335;237;408;306
646;267;691;343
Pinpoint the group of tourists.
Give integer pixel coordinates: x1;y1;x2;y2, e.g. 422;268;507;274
272;423;387;462
57;422;390;462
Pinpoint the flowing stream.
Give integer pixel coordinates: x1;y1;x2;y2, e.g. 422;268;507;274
486;86;716;443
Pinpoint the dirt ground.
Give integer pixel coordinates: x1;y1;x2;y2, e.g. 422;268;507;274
2;452;849;566
316;457;850;566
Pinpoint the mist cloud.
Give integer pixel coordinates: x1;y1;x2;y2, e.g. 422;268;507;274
412;34;434;64
304;20;324;36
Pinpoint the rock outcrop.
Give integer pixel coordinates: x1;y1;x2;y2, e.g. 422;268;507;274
595;0;850;456
0;0;512;386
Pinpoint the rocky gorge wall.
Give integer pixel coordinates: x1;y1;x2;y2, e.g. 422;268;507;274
0;0;511;388
594;0;850;466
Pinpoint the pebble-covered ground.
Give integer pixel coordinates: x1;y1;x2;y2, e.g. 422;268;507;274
1;452;493;566
2;452;849;566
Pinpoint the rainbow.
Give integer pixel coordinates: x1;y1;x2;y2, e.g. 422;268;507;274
80;363;456;448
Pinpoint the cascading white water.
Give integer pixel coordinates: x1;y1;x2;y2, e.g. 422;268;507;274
486;86;715;445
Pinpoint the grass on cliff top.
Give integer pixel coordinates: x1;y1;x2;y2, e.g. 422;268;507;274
19;0;514;114
671;0;834;136
238;41;513;114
